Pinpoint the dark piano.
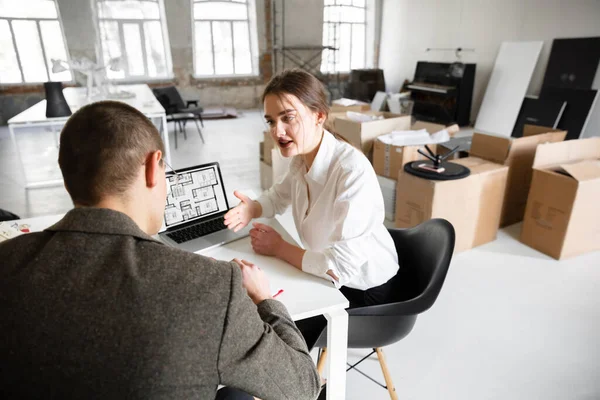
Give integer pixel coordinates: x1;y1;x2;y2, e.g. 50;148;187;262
404;61;476;126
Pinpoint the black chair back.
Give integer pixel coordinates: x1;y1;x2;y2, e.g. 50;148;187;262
349;218;455;317
0;209;20;222
392;218;455;308
153;87;185;111
314;219;455;349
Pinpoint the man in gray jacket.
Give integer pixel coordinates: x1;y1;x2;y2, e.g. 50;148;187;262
0;101;322;399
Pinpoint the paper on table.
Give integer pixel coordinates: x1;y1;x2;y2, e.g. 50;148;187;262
0;222;23;243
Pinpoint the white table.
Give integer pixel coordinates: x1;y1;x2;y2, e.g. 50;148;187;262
13;212;349;400
7;84;170;189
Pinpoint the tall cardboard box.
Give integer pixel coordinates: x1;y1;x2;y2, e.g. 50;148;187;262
260;147;291;190
262;131;274;166
469;125;566;227
334;111;411;156
372;121;459;180
395;157;509;253
520;137;600;260
260;161;272;190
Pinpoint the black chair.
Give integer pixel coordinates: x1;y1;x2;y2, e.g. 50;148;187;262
0;208;20;222
314;219;455;399
152;86;205;148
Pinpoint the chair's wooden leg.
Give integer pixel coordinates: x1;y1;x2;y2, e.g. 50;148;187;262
316;347;328;376
375;348;398;400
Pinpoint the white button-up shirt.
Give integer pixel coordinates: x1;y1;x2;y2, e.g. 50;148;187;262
257;130;399;290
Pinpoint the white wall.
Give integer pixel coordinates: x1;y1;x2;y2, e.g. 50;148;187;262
379;0;600;137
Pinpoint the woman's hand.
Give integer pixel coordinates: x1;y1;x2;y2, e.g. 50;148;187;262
224;191;259;232
250;222;283;257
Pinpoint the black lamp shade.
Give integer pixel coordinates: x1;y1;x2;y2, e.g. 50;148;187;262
44;82;72;118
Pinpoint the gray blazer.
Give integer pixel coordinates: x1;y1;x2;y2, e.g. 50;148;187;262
0;208;321;399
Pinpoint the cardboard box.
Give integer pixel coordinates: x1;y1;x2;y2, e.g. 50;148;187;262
325;112;346;133
260;161;272;190
260;147;291;190
438;136;472;159
520;137;600;260
377;175;396;221
262;131;274;166
395;157;509;253
334;111;411;157
372;121;460;180
469;125;566;227
330;98;371;113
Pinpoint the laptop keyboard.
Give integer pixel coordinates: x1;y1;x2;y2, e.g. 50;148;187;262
166;216;226;244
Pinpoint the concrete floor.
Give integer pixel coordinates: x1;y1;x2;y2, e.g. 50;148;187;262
1;111;599;400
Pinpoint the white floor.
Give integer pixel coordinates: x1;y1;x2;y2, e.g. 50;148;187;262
2;112;599;400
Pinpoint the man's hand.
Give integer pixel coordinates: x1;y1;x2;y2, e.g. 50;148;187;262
224;191;260;232
250;223;283;257
232;258;272;305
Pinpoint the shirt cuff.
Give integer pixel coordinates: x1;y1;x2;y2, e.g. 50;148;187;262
256;193;275;218
302;250;340;288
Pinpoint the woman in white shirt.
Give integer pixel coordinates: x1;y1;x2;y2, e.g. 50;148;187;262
224;69;400;349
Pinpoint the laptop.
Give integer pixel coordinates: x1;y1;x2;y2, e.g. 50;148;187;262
157;162;251;253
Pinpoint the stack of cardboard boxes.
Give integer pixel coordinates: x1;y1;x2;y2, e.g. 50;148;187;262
373;121;460;180
371;121;460;222
394;125;569;254
332;111;412;157
259;131;291;190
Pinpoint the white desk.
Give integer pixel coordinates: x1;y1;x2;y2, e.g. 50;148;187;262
7;84;169;189
13;212;349;400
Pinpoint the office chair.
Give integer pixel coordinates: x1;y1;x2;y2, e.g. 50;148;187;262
314;218;455;399
153;87;205;149
0;208;20;222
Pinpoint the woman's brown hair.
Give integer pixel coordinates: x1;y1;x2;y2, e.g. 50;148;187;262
262;68;349;143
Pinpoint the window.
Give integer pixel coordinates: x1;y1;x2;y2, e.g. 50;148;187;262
0;0;72;84
95;0;173;80
321;0;367;73
192;0;258;77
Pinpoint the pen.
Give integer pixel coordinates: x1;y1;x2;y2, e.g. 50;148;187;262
273;289;284;298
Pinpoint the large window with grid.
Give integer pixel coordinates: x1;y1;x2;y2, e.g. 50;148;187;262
321;0;367;73
192;0;258;77
95;0;173;80
0;0;72;84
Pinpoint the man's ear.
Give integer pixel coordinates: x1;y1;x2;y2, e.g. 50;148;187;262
145;150;162;188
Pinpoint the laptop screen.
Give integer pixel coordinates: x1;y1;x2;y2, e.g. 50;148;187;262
162;163;229;230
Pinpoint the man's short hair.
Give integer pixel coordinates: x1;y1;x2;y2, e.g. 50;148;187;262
58;100;165;206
